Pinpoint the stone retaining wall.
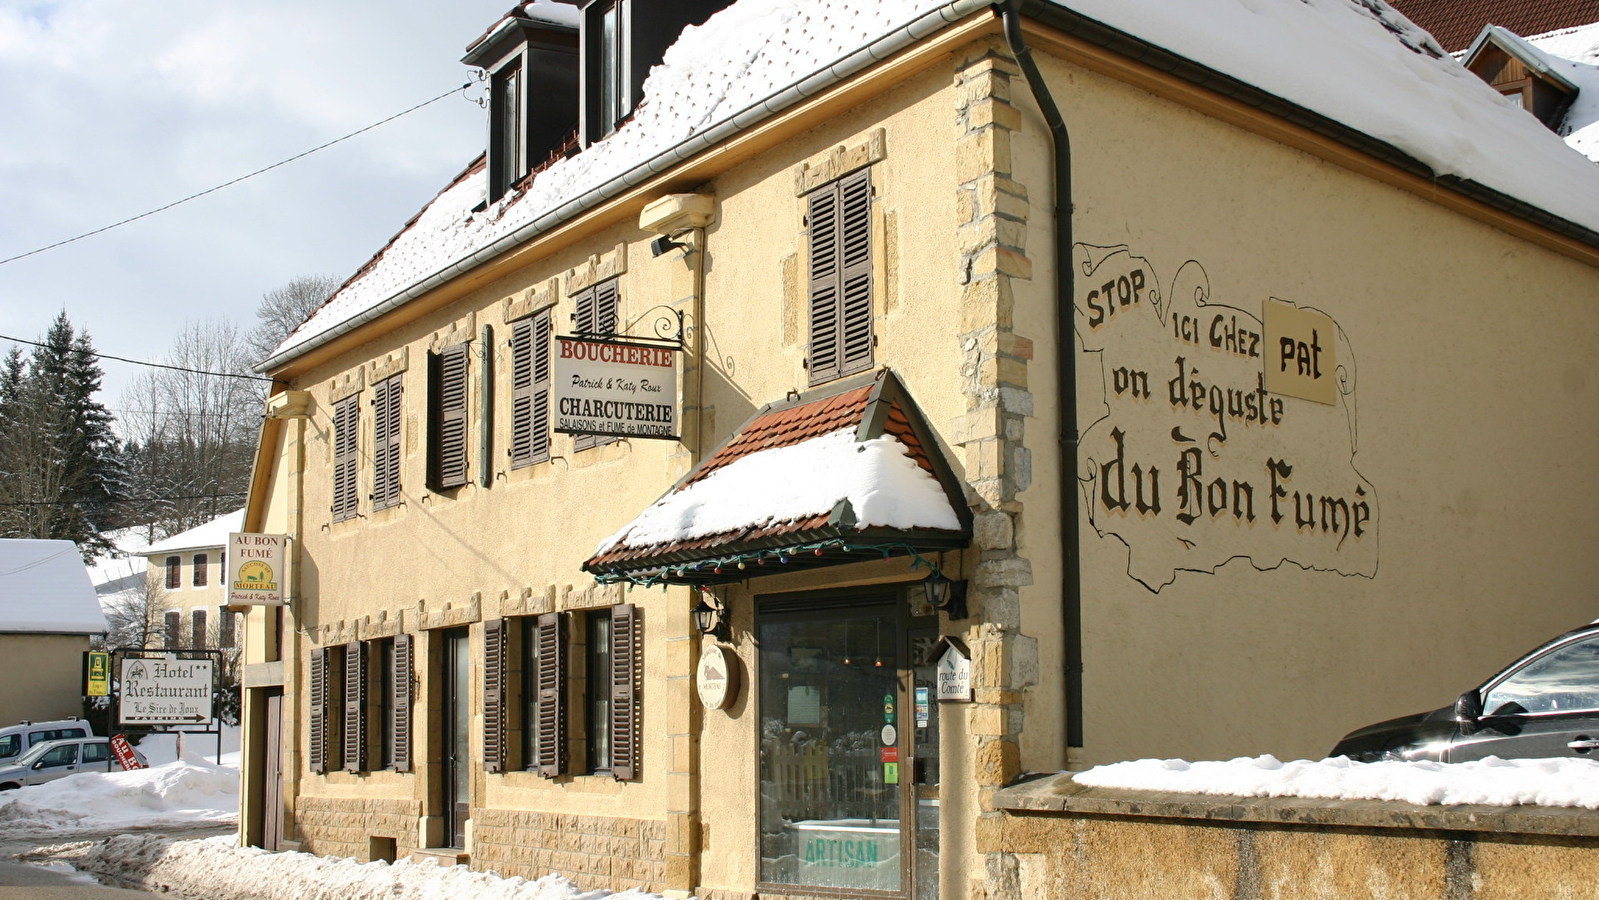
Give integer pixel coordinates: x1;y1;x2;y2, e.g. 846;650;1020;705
294;796;423;861
988;774;1599;899
470;809;667;891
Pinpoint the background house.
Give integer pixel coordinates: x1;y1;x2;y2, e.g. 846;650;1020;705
0;539;108;725
135;509;244;651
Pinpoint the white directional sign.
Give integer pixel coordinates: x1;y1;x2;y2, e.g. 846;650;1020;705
118;657;215;725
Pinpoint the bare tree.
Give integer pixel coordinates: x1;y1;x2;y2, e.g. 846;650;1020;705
246;275;340;362
118;320;260;538
99;572;173;651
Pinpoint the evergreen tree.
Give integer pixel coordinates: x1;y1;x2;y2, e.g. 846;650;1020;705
0;313;121;559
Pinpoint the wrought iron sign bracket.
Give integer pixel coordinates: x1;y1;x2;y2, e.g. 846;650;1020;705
574;305;685;349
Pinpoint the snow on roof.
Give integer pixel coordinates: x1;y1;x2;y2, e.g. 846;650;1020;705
1524;21;1599;161
0;540;108;634
141;509;245;556
520;0;579;29
269;0;1599;369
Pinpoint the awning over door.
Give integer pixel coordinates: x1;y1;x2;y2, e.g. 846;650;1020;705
583;369;971;586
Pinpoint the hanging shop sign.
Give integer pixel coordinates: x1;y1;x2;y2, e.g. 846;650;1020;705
697;643;741;710
552;336;680;440
227;532;288;606
84;651;110;697
936;641;972;702
118;656;215;726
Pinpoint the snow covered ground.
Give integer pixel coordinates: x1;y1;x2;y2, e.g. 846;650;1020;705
0;756;238;839
54;835;672;900
1074;754;1599;808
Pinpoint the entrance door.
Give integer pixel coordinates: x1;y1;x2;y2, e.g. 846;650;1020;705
908;628;941;900
263;690;284;851
443;628;471;848
757;589;939;898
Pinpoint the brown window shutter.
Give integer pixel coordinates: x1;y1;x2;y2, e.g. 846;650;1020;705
483;619;507;773
190;608;207;649
574;283;620;451
343;642;368;772
164;610;181;648
372;375;403;509
609;604;638;781
309;647;328;774
429;344;470;490
193;553;208;587
806;179;843;384
535;612;567;778
531;311;553;462
332;395;360;521
574;286;597;334
838;168;875;376
509;313;553;468
392;633;414;773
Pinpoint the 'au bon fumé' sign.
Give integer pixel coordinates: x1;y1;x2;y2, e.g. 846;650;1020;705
552;336;679;440
227;532;287;606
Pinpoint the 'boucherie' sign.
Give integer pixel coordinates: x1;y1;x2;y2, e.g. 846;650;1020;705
552;336;679;440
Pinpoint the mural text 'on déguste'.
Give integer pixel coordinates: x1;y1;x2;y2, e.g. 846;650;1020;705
1075;244;1378;592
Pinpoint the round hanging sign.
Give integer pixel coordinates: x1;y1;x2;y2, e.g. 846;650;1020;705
697;643;740;710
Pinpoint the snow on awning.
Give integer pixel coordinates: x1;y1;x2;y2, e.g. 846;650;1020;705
583;369;971;587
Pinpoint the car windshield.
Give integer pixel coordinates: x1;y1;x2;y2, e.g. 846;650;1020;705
13;741;58;767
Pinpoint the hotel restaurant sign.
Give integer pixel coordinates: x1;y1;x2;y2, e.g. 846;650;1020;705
553;335;680;440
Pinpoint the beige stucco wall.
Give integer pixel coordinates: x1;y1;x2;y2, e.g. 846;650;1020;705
238;17;1599;900
0;632;91;725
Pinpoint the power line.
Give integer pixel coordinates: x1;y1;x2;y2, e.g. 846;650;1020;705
0;492;247;508
0;333;276;383
0;82;473;267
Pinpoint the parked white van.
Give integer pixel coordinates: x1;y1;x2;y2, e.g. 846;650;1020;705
0;719;93;764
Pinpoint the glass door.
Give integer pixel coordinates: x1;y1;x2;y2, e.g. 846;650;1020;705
443;628;470;848
757;589;939;897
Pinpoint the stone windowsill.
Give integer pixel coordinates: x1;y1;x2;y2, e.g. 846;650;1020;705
993;772;1599;838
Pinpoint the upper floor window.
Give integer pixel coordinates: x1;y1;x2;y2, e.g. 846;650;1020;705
164;556;181;590
805;167;875;385
332;395;360;522
572;279;620;452
192;553;208;587
492;61;526;197
595;1;625;139
464;12;578;203
428;344;470;491
372;374;403;509
509;309;554;469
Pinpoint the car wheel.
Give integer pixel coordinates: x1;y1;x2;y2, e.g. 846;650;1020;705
0;782;19;791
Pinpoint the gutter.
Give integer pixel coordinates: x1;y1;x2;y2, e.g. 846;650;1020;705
1002;1;1083;754
256;0;995;375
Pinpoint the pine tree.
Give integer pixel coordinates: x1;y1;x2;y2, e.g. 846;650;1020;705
0;313;122;559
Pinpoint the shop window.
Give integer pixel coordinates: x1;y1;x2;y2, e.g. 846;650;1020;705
372;374;403;509
331;395;360;522
509;310;553;468
805;167;874;385
165;556;181;590
192;553;208;587
572;279;620;452
428;344;470;491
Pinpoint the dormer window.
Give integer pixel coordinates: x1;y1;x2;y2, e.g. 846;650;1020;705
578;0;734;145
1462;25;1578;132
463;5;580;203
586;1;629;142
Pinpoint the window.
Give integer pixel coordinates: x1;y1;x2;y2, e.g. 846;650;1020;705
585;605;638;778
372;374;403;509
597;1;625;138
484;619;509;773
218;609;237;650
392;634;414;772
83;742;108;764
429;343;470;491
586;611;613;774
0;736;16;757
509;310;554;468
375;639;395;770
38;744;78;768
572;279;620;452
1484;634;1599;716
332;395;360;522
490;60;526;200
192;553;208;587
522;617;543;771
191;608;208;650
164;610;182;649
165;556;181;590
805;167;874;385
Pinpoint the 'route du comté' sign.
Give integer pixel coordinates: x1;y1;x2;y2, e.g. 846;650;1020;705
552;336;679;439
119;657;214;726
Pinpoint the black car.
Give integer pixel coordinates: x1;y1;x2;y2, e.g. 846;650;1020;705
1332;622;1599;762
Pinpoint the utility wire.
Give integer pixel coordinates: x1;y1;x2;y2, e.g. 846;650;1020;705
0;82;473;268
0;492;247;508
0;333;276;383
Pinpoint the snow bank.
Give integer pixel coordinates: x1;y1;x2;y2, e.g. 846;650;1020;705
0;758;237;836
1074;754;1599;808
68;835;670;900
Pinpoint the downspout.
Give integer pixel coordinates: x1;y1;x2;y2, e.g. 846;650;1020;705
1001;1;1083;754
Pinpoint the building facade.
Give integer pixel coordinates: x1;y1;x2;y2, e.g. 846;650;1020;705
237;2;1599;898
0;540;108;726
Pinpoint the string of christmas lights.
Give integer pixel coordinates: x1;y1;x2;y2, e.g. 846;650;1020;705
603;538;945;590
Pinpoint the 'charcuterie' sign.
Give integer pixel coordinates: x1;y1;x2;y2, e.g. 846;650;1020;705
552;337;679;440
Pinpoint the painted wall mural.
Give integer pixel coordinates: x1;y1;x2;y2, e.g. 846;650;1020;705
1075;244;1378;592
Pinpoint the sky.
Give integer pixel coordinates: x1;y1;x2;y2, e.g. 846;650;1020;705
0;0;515;411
